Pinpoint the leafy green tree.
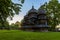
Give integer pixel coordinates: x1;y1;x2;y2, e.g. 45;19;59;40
14;21;21;29
10;23;15;30
0;0;24;28
39;0;60;30
10;21;20;30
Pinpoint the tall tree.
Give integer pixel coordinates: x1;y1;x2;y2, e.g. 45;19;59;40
0;0;24;28
39;0;60;30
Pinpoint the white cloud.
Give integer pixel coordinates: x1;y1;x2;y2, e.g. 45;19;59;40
8;13;24;25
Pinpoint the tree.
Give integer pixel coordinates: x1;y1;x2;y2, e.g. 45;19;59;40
14;21;21;29
39;0;60;30
10;23;15;30
10;21;21;30
0;0;24;28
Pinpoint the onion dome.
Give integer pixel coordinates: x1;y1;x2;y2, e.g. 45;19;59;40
28;6;37;13
38;9;46;14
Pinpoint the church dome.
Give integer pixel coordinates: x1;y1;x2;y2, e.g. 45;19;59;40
28;6;37;13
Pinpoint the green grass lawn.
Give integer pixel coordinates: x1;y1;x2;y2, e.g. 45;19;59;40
0;30;60;40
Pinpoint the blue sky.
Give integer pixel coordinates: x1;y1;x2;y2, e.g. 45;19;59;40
9;0;59;24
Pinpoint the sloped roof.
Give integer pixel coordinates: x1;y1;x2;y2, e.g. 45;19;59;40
38;9;46;14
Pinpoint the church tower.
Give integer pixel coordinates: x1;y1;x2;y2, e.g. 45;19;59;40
21;6;38;31
21;6;50;32
37;9;50;32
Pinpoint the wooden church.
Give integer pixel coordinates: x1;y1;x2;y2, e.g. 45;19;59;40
21;6;50;32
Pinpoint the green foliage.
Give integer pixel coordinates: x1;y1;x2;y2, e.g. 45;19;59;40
10;21;20;30
39;0;60;30
21;0;25;4
0;21;9;29
0;0;24;28
4;21;9;27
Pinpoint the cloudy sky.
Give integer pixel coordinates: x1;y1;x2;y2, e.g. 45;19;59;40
8;0;60;24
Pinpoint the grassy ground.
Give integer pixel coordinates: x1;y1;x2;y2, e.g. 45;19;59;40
0;30;60;40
